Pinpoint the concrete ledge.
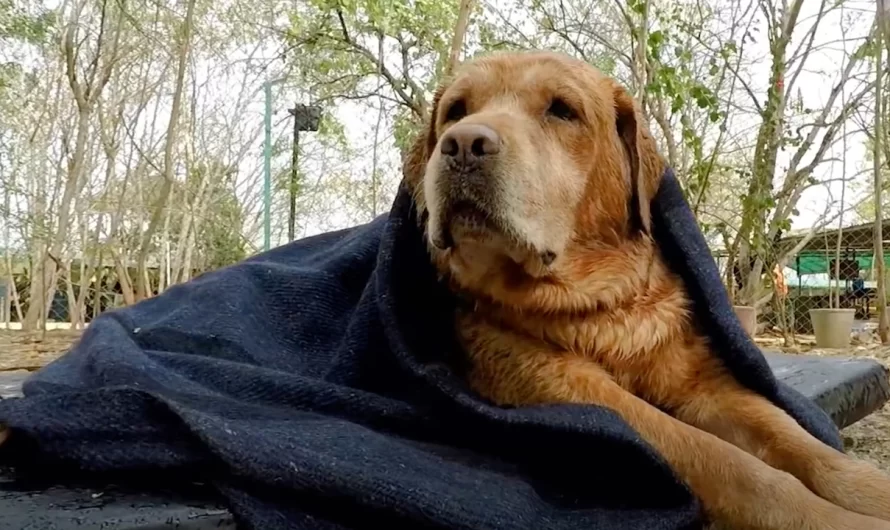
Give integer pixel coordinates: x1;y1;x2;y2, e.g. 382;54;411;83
764;352;890;429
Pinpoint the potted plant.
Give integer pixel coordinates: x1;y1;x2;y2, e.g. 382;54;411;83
727;254;757;337
809;162;855;349
733;303;757;336
810;305;855;348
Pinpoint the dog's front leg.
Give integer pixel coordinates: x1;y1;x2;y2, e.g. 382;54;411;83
674;374;890;522
467;350;890;530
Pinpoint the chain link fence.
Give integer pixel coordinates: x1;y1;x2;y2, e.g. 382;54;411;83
712;220;890;344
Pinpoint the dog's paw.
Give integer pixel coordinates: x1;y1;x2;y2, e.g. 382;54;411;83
710;470;890;530
813;506;890;530
738;496;890;530
825;512;890;530
809;455;890;522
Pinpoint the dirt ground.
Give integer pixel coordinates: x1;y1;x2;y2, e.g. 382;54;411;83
1;328;889;471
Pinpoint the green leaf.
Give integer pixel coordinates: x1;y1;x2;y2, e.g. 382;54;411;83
671;96;684;113
648;30;664;48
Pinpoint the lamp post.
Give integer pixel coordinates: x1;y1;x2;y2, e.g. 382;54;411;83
262;77;287;252
286;104;322;242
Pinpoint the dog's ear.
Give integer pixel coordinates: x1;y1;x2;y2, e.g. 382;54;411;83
402;83;448;219
612;84;663;236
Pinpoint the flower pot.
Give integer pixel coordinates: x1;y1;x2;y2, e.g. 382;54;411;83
809;308;856;349
733;305;757;336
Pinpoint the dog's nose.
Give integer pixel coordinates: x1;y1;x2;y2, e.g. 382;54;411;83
440;123;500;164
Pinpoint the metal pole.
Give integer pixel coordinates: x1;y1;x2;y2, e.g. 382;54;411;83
288;119;299;242
263;81;273;252
285;104;322;243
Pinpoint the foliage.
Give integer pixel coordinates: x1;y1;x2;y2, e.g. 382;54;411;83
0;0;55;43
854;136;890;222
0;0;884;330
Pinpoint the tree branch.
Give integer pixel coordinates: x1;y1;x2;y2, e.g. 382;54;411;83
334;7;427;118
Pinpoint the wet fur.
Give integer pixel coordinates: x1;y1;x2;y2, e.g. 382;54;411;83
404;50;890;530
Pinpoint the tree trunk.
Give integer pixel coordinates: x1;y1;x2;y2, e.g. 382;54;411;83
135;0;197;299
874;5;889;343
444;0;475;77
22;0;123;328
21;104;91;330
159;201;173;293
114;255;136;306
729;0;804;307
63;262;79;328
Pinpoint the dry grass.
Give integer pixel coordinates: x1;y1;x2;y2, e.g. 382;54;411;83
0;329;82;371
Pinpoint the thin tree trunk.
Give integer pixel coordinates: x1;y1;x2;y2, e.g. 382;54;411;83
2;251;21;325
171;165;211;282
159;202;172;293
113;255;136;306
874;5;889;343
444;0;475;77
135;0;197;299
178;168;217;283
730;0;805;307
22;107;89;330
64;261;79;328
179;223;197;283
22;0;122;329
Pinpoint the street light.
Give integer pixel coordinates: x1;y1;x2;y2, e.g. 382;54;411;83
262;77;287;252
286;104;322;242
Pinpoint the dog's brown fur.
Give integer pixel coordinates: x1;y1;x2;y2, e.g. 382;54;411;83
404;50;890;530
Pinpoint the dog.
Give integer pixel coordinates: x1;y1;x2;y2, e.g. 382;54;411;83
402;49;890;530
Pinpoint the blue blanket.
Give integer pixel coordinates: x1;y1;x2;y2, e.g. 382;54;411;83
0;170;841;529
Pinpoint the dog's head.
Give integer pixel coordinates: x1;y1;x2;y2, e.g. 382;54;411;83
404;51;664;308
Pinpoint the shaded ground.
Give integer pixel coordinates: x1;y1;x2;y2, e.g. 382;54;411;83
2;328;889;471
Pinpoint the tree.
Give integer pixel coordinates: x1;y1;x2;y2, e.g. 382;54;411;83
725;0;875;310
21;0;126;329
0;0;882;340
874;0;889;342
134;0;197;300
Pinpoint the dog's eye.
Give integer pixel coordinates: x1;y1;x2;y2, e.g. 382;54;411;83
444;100;467;123
547;98;577;121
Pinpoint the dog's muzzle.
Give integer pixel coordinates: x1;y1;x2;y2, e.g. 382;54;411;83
430;123;505;250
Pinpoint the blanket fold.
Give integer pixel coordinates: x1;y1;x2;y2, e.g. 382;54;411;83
0;169;840;530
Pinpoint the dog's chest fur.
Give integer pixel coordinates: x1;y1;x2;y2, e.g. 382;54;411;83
456;259;729;412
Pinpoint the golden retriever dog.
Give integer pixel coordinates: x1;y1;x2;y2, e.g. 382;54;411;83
402;50;890;530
